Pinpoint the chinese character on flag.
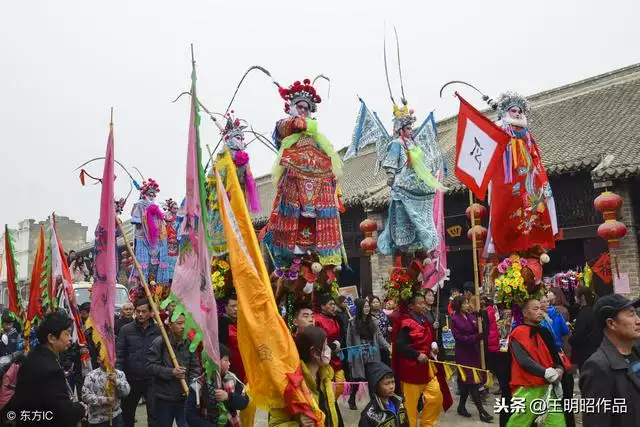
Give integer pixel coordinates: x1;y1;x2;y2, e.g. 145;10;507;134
454;93;510;200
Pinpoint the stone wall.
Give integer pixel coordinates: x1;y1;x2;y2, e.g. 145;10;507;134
610;182;640;297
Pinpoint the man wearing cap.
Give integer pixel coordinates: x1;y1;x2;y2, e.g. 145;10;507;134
579;294;640;426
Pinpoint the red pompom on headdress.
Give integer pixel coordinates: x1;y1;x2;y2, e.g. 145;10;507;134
222;110;247;141
114;198;127;215
279;78;322;114
140;178;160;197
162;198;178;213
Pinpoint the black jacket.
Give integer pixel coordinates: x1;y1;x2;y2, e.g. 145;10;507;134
185;375;249;427
6;345;85;427
359;361;408;427
116;320;160;381
579;336;640;427
569;305;603;368
83;327;99;369
114;315;133;338
145;335;200;401
0;329;21;357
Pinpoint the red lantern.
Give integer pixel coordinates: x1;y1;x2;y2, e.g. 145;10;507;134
360;237;378;256
467;225;488;244
359;219;378;256
597;221;628;248
594;191;623;221
359;219;378;234
465;203;487;221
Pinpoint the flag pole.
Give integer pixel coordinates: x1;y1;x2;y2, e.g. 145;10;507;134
117;218;189;395
435;284;441;340
468;190;486;372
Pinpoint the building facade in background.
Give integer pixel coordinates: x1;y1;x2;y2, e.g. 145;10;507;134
0;215;88;304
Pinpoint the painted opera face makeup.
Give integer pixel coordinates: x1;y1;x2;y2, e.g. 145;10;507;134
401;124;414;139
295;101;310;119
226;133;246;151
508;106;523;120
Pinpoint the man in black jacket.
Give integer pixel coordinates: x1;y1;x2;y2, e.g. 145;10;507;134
569;286;603;369
6;311;86;426
115;302;135;337
580;294;640;427
146;313;199;427
117;299;160;427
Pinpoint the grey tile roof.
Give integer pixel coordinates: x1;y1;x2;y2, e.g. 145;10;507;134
252;63;640;221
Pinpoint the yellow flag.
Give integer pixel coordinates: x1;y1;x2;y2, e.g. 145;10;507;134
472;368;481;384
216;151;324;425
484;372;494;389
458;365;467;382
428;361;437;378
443;363;454;380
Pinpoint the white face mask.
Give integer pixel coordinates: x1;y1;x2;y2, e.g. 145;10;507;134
302;282;314;294
321;344;332;365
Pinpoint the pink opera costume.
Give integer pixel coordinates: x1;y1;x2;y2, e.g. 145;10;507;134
128;179;171;289
163;198;180;279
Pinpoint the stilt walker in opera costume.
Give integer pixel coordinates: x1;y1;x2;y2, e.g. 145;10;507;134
377;101;447;256
262;74;348;395
216;111;262;213
265;77;345;268
129;179;171;297
485;91;558;256
356;30;449;258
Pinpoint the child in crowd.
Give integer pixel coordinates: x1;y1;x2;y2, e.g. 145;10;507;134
358;361;408;427
82;353;131;427
185;344;249;427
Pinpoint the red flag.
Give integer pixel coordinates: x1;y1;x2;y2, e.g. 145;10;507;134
4;225;23;321
454;94;510;200
27;225;46;322
50;215;88;349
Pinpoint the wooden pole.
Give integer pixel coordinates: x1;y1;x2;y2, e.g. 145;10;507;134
117;219;189;395
435;284;441;340
468;190;486;371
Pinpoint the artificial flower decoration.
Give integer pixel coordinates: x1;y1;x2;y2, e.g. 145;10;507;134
494;254;530;307
211;258;231;299
385;268;415;303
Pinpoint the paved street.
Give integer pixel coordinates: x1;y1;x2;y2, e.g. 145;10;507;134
136;398;493;426
135;377;583;426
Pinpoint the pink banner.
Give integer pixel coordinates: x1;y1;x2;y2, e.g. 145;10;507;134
425;169;448;289
170;74;219;368
89;124;117;368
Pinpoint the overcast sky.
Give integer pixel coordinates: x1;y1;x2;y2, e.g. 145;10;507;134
1;0;638;238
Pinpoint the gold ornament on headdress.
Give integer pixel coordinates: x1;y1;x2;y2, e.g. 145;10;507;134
392;103;416;132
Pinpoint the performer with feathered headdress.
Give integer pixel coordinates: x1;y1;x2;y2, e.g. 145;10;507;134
377;101;447;256
215;110;261;213
265;78;344;269
128;179;170;291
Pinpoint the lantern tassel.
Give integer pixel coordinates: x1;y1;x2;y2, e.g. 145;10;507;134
613;253;620;279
